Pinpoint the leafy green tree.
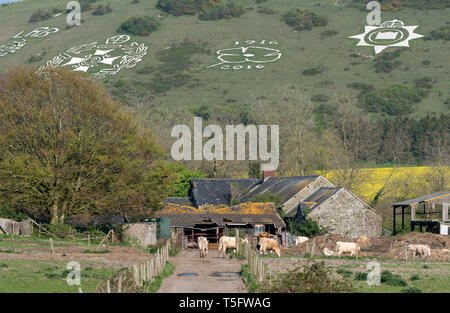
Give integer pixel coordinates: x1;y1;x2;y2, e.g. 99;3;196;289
0;67;173;224
167;164;206;197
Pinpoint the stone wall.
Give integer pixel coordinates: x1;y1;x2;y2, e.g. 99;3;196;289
282;176;335;212
123;222;157;248
307;189;382;239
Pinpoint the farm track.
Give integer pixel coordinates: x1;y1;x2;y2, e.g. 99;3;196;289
158;249;248;293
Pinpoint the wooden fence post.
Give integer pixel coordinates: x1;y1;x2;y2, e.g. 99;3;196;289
10;223;15;253
49;238;55;254
88;235;90;247
404;244;408;261
118;275;122;293
106;280;111;293
311;239;316;257
133;264;139;286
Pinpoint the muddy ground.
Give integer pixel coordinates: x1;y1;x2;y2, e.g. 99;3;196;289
284;232;450;261
0;243;152;269
158;248;247;293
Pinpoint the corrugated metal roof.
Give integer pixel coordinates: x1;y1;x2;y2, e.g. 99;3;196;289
153;212;286;228
237;176;321;204
393;192;450;206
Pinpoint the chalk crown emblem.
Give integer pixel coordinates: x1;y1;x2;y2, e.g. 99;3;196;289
349;19;423;54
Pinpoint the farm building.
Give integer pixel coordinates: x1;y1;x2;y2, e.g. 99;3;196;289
154;202;285;245
392;191;450;235
158;173;382;241
285;187;382;239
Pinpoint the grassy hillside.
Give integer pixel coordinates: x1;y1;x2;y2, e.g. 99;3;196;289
0;0;448;118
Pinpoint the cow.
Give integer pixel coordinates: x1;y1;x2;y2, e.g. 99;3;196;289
197;236;208;258
407;244;431;259
259;237;281;258
336;241;360;257
323;247;334;256
356;236;371;250
295;236;309;246
218;236;249;257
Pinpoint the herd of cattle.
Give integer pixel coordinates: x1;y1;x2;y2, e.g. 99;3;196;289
196;234;434;259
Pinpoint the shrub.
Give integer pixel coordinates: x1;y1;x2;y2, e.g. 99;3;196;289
421;60;431;66
257;8;276;15
29;9;52;23
347;82;375;92
241;264;259;292
320;29;338;39
156;0;220;16
302;66;325;76
336;268;353;278
380;270;407;286
427;26;450;41
414;77;433;89
93;5;112;15
283;8;328;31
353;272;368;281
409;274;420;281
261;261;353;293
199;2;246;21
256;0;268;3
117;16;161;36
79;0;98;12
401;286;422;293
357;85;428;116
311;94;329;102
44;223;77;238
190;105;211;120
0;204;27;221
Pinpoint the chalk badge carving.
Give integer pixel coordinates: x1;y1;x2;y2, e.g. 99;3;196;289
40;35;148;78
349;19;423;54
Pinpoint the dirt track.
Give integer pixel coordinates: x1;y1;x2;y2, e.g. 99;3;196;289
158;249;248;293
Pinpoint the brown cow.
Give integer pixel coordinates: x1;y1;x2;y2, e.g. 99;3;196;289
259;237;281;258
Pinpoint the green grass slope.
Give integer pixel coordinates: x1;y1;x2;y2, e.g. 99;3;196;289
0;0;448;121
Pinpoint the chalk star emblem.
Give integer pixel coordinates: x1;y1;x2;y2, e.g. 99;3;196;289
349;19;423;54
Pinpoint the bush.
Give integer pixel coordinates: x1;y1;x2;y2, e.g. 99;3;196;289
311;94;329;102
93;5;112;15
427;26;450;41
320;29;338;39
261;261;353;293
347;82;375;92
401;286;422;293
190;105;211;120
283;8;328;31
79;0;98;12
117;16;161;36
157;0;220;16
241;264;259;292
336;268;353;278
353;272;368;281
257;8;276;15
380;270;407;286
409;274;420;281
199;2;246;21
302;66;325;76
357;85;428;116
0;204;27;221
414;77;433;89
29;9;52;23
44;223;77;238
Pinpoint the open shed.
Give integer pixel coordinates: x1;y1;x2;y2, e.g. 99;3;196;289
392;192;450;235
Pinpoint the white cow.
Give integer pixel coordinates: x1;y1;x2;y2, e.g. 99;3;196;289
197;236;208;258
295;236;309;246
336;241;360;257
259;237;281;258
323;247;334;256
407;244;431;259
218;236;249;257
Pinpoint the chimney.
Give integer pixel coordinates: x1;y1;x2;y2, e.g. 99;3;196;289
263;170;275;181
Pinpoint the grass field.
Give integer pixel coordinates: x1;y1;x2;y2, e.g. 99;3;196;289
262;256;450;293
0;0;448;123
0;259;117;293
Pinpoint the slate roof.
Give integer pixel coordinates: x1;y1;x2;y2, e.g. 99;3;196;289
393;192;450;206
153;212;286;228
237;176;321;204
190;178;260;207
284;187;342;217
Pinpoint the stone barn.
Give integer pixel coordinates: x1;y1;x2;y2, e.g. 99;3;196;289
291;187;382;239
